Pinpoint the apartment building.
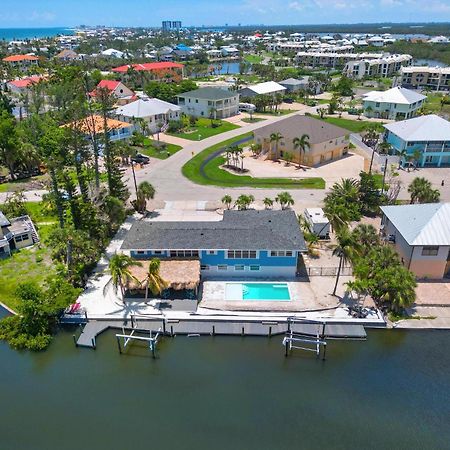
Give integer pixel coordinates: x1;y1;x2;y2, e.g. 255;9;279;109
344;54;413;79
399;66;450;92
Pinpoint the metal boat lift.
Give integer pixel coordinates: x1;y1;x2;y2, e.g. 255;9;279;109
283;318;327;359
116;327;163;358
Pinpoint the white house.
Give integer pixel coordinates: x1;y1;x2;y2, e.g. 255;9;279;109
362;86;426;120
177;87;239;119
381;203;450;279
238;81;286;98
101;48;125;58
89;80;136;105
115;98;181;133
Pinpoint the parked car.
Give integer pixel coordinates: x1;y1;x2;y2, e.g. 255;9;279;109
131;153;150;164
284;98;294;104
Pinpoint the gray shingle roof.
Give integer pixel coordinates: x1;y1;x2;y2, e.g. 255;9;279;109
121;210;306;251
254;115;349;144
0;211;11;227
279;78;308;86
177;87;237;101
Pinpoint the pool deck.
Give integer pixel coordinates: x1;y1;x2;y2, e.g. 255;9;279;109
201;280;325;312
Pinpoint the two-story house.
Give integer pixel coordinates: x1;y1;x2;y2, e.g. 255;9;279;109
120;210;307;278
384;114;450;167
177;87;239;119
0;211;38;258
380;203;450;279
362;86;426;120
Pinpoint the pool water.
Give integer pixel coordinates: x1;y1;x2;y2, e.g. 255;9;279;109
226;283;291;301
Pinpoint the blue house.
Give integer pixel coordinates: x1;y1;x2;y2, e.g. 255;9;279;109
120;210;307;278
384;114;450;167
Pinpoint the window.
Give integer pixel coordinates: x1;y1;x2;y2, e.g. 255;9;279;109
195;99;198;103
249;265;260;271
234;265;245;271
136;250;145;255
227;250;257;259
169;250;199;258
270;251;293;257
200;265;210;270
14;235;23;242
218;265;228;271
153;250;163;255
422;246;439;256
206;250;217;255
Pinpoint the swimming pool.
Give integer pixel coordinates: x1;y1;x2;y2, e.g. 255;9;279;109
225;282;291;301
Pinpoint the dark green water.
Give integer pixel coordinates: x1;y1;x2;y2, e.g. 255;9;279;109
1;327;450;450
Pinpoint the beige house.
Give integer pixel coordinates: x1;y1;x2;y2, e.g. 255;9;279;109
253;115;349;166
380;203;450;279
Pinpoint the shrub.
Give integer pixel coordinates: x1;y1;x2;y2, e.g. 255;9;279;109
168;120;183;133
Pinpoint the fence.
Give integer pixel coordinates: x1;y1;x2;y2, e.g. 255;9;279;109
304;266;353;277
350;134;399;167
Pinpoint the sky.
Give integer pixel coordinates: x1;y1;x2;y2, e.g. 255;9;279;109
0;0;450;28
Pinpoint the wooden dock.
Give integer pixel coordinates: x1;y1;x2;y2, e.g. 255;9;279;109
72;317;366;349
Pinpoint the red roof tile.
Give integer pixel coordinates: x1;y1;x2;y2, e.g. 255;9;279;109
112;62;184;73
3;54;39;62
8;76;43;88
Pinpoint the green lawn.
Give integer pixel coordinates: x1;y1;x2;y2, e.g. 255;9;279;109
0;201;57;311
423;94;450;115
138;139;182;159
312;115;385;133
241;117;266;123
256;109;296;116
182;133;325;189
0;174;47;193
244;54;263;64
168;118;240;140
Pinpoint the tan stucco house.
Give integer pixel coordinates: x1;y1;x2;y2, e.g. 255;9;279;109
380;203;450;279
253;115;349;166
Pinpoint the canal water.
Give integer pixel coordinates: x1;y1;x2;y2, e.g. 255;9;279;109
1;325;450;450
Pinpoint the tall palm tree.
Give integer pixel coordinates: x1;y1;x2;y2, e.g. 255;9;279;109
292;134;310;168
351;224;380;256
269;132;283;160
109;253;142;299
144;258;168;301
397;149;408;169
408;177;440;204
323;201;349;234
330;178;359;201
332;229;359;296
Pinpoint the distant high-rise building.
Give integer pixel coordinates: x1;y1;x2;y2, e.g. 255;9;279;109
162;21;182;31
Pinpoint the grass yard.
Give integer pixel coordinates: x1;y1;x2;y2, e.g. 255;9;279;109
423;94;450;115
241;117;266;123
168;118;240;141
0;201;57;311
182;133;325;189
0;174;47;193
244;54;263;64
312;115;385;133
138;139;182;159
256;109;296;116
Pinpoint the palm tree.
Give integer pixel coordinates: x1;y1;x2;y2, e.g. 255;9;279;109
292;134;310;168
134;181;155;213
221;194;233;210
275;191;294;210
263;197;273;209
144;258;168;301
408;177;440;204
109;253;142;299
351;224;380;256
235;194;254;210
330;178;360;201
332;229;359;296
323;201;349;234
269;132;283;160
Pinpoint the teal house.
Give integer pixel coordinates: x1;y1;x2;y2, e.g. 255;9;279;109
384;114;450;167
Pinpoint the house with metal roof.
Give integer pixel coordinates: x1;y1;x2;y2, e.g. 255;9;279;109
121;210;307;278
380;203;450;279
0;211;39;258
177;87;239;118
238;81;286;98
384;114;450;167
362;86;426;120
115;98;181;133
253;115;349;166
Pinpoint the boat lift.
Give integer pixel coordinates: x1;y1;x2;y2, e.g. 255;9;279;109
116;327;163;358
283;318;327;359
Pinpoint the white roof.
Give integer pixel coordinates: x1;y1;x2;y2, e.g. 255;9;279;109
115;98;180;118
363;87;425;105
101;48;124;57
304;208;328;224
246;81;286;95
381;203;450;246
384;114;450;142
